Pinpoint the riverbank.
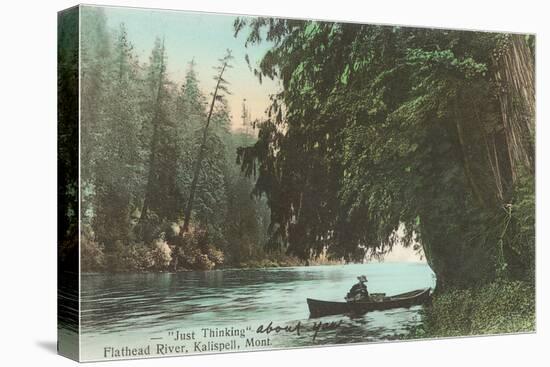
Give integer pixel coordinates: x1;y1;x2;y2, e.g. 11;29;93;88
85;259;347;274
82;228;346;273
408;280;535;339
231;256;345;269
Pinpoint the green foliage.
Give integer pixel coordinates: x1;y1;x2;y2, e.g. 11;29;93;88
80;227;105;272
501;171;536;282
107;241;155;272
78;12;274;272
171;227;225;271
235;19;535;288
412;280;535;337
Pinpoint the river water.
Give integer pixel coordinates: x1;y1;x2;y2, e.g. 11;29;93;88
79;262;436;361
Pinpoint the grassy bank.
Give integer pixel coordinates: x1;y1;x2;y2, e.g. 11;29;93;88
410;280;535;339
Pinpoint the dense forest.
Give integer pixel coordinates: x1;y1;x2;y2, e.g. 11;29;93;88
61;9;535;295
76;9;307;272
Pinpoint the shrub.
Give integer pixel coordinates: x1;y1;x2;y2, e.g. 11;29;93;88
104;241;155;272
151;237;172;270
416;280;535;338
81;229;105;272
170;226;225;271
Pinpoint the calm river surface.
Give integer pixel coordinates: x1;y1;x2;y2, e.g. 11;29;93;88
80;262;435;360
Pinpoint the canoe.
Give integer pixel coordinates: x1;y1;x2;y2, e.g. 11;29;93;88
307;288;432;318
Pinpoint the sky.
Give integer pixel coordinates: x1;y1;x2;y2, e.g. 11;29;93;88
376;224;426;263
379;243;425;263
89;5;281;131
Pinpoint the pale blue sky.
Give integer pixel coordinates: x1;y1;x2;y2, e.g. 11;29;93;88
86;5;280;130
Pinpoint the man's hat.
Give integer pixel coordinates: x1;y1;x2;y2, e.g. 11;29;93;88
357;275;368;282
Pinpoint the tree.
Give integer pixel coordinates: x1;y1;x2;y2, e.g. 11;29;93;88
183;50;234;232
492;34;535;182
175;61;207;217
80;6;111;227
235;19;535;288
139;37;179;233
93;23;142;252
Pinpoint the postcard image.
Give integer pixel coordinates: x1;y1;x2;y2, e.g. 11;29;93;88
57;4;536;362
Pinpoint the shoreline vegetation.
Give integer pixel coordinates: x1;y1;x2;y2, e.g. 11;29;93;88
407;280;535;339
80;218;351;273
81;230;348;273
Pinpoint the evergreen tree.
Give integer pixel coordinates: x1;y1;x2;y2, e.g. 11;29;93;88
93;23;142;252
183;50;234;232
139;37;178;232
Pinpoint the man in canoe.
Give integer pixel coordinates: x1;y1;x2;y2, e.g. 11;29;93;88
345;275;369;302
